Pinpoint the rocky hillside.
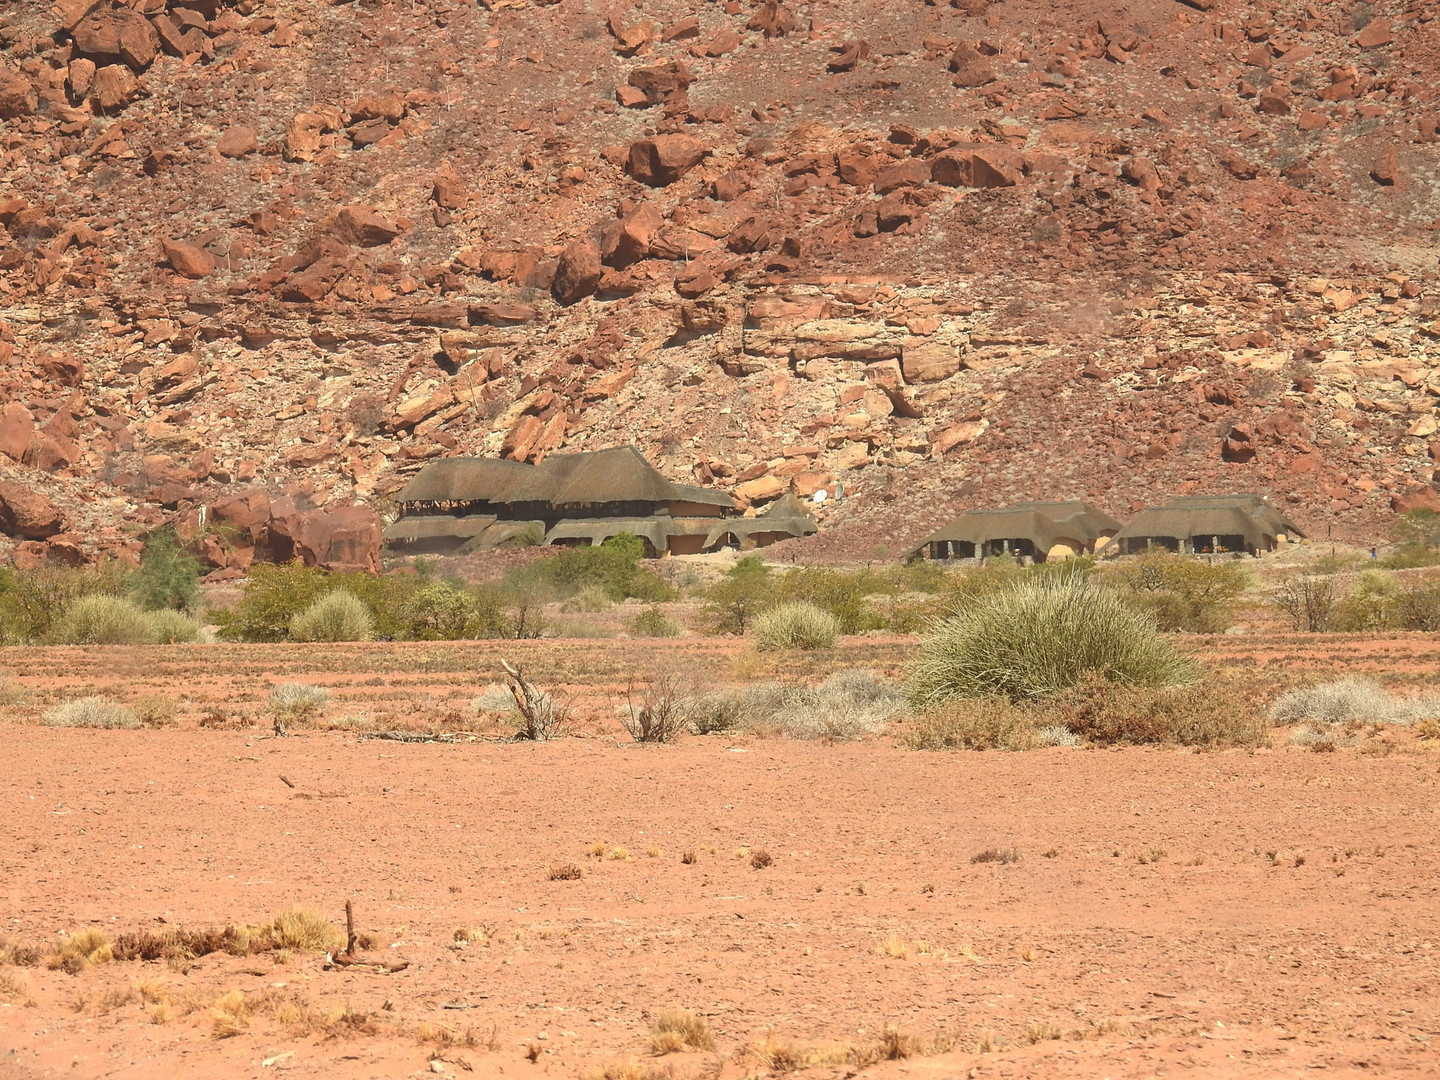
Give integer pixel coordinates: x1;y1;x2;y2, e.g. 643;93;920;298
0;0;1437;567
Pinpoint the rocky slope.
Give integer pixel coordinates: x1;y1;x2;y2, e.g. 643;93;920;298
0;0;1437;567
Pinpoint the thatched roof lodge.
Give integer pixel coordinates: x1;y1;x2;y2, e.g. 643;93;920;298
913;501;1122;562
386;447;817;556
1112;495;1303;555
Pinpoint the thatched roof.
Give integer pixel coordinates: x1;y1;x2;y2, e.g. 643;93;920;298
508;447;677;505
395;458;531;504
670;483;740;510
917;500;1121;552
1115;495;1304;548
702;495;818;545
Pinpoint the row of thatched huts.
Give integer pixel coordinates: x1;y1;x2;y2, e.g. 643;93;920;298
913;495;1305;562
385;447;818;556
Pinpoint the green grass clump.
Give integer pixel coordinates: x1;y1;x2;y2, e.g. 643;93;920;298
752;601;839;652
288;590;374;642
630;607;681;638
909;575;1195;706
51;595;153;645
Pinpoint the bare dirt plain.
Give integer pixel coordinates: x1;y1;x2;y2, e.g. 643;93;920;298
3;638;1440;1080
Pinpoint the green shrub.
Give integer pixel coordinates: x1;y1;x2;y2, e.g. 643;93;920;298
772;566;889;634
631;607;681;638
909;574;1196;706
703;555;772;634
397;580;509;639
213;563;406;642
1394;581;1440;631
51;595;154;645
144;608;202;644
505;534;673;604
561;584;613;613
0;565;119;644
752;601;840;651
43;696;139;729
1105;548;1250;632
1045;675;1268;747
1331;568;1398;631
128;528;201;612
1383;510;1440;568
288;590;374;642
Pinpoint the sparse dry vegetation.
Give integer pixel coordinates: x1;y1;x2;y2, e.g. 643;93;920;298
648;1007;715;1054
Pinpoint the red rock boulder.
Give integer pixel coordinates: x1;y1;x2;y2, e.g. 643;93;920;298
552;236;603;304
0;480;66;540
626;135;707;186
331;206;402;246
162;239;216;278
0;69;37;119
72;8;158;71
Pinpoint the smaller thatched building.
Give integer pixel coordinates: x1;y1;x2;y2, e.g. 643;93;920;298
913;500;1122;562
385;447;817;556
1112;495;1303;555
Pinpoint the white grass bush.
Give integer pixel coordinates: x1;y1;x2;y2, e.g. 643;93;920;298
1037;725;1081;747
909;575;1196;705
472;685;518;714
288;590;374;642
43;696;140;729
751;601;840;652
1271;678;1440;726
269;682;330;723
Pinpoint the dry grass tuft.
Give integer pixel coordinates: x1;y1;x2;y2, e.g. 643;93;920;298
0;969;33;1004
971;847;1022;865
882;934;912;960
0;935;41;967
252;907;342;952
130;694;180;728
1025;1022;1063;1044
549;863;584;881
47;928;113;974
680;850;697;865
748;1034;805;1073
649;1007;715;1054
452;927;489;947
414;1020;481;1049
43;697;139;730
210;990;250;1039
584;1061;676;1080
900;697;1040;751
750;848;773;870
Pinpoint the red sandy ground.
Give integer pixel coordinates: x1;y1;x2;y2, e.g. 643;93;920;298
2;639;1440;1079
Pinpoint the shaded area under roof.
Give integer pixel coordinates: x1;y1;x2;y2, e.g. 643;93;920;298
916;500;1121;554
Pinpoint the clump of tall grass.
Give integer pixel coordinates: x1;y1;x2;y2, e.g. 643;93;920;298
50;595;202;645
1271;678;1440;726
909;575;1196;705
269;683;330;727
43;696;140;729
752;601;840;652
687;670;904;740
288;590;374;642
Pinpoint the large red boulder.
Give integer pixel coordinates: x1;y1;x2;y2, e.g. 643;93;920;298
71;8;158;71
268;502;382;574
552;237;603;304
0;402;35;462
0;481;66;540
626;135;707;186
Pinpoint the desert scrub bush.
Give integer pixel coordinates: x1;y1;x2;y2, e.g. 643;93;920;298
250;907;343;952
692;672;903;740
1045;675;1269;747
910;575;1196;706
288;590;374;642
144;608;202;644
1382;509;1440;568
51;594;153;644
1271;678;1440;726
502;660;570;741
43;696;139;729
0;564;122;644
621;671;688;743
213;562;406;642
1105;548;1250;632
129;695;179;728
630;606;681;638
504;533;674;604
703;555;773;634
1274;574;1339;632
397;580;509;640
561;584;613;613
752;601;840;651
1331;569;1400;631
899;698;1041;751
269;683;330;727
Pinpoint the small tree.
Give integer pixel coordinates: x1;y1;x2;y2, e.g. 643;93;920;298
129;528;201;612
621;671;688;743
703;555;772;634
1275;575;1338;632
1107;548;1250;632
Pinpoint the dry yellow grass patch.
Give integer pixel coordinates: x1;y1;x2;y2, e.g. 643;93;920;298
881;934;911;960
252;907;342;952
47;928;113;974
452;927;489;947
649;1007;715;1055
210;990;250;1039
